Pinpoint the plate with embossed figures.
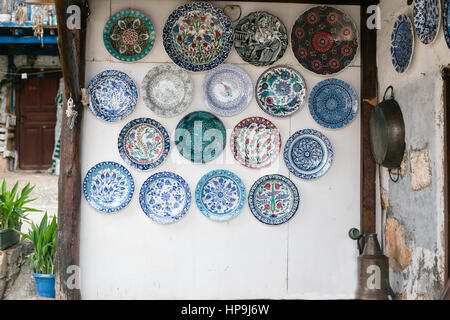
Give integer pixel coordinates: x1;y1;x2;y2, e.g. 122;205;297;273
83;161;135;213
163;2;233;72
202;64;252;117
103;10;155;62
142;64;193;117
284;129;333;180
234;11;288;67
256;66;307;117
230;117;281;169
139;171;191;224
413;0;441;45
248;174;299;225
195;169;246;222
308;79;358;129
118;118;170;170
291;6;358;75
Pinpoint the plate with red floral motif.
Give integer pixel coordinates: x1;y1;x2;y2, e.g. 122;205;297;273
291;6;358;75
248;174;300;225
162;2;233;72
230;117;281;169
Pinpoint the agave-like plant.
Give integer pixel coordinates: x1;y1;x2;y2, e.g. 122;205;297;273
0;179;41;230
16;212;57;274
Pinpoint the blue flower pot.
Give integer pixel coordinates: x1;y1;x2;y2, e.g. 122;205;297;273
32;273;55;299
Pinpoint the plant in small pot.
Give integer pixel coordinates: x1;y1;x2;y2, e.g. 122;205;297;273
16;212;57;300
0;179;41;250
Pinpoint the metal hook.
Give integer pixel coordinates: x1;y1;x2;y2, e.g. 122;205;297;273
389;168;400;183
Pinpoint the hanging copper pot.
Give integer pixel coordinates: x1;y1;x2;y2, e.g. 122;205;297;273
369;86;405;169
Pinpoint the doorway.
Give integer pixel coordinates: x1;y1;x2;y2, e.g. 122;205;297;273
15;70;61;170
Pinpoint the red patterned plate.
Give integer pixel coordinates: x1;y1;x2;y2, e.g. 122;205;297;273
230;117;281;168
291;6;358;75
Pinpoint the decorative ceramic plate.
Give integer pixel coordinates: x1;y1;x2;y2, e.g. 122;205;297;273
162;2;233;72
201;64;252;117
255;66;307;117
230;117;281;168
83;161;134;213
195;169;246;221
175;111;226;163
139;171;191;224
443;0;450;49
390;15;414;73
308;79;358;129
118;118;170;170
142;64;193;117
234;11;288;66
87;70;138;122
292;6;358;75
103;10;155;62
284;129;333;180
413;0;441;45
248;174;299;225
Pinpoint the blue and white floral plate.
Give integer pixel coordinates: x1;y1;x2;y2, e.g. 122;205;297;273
308;79;358;129
118;118;170;171
139;171;191;224
195;170;246;221
390;15;414;73
142;64;193;117
248;174;299;225
284;129;333;180
87;70;138;122
201;64;252;117
162;2;233;72
413;0;441;45
83;161;134;213
444;0;450;49
255;66;307;117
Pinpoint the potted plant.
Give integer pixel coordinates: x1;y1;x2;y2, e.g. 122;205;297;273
17;212;57;299
0;179;40;250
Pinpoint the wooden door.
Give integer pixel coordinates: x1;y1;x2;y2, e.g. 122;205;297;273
16;71;60;170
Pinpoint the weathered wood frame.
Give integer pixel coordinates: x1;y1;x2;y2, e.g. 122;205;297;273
54;0;378;299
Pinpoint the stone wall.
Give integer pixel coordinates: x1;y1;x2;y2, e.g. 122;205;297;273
377;0;448;300
0;240;33;300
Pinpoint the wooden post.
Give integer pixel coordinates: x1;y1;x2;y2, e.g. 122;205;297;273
360;4;378;236
54;0;88;300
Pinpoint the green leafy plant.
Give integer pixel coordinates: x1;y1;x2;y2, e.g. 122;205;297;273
16;212;57;274
0;179;41;230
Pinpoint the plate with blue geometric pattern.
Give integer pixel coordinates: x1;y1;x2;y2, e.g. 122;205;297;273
195;169;246;221
87;70;138;122
413;0;441;45
284;129;333;180
390;14;414;73
83;161;135;213
139;171;191;224
202;64;252;117
308;79;358;129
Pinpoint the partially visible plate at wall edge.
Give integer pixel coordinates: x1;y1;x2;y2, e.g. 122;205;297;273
413;0;441;45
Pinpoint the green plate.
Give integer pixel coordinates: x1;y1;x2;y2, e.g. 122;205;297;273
175;111;226;163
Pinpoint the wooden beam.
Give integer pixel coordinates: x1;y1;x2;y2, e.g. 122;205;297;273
360;5;377;235
444;67;450;284
215;0;380;5
54;0;88;300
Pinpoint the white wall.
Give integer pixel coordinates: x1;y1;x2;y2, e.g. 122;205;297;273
81;0;361;299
